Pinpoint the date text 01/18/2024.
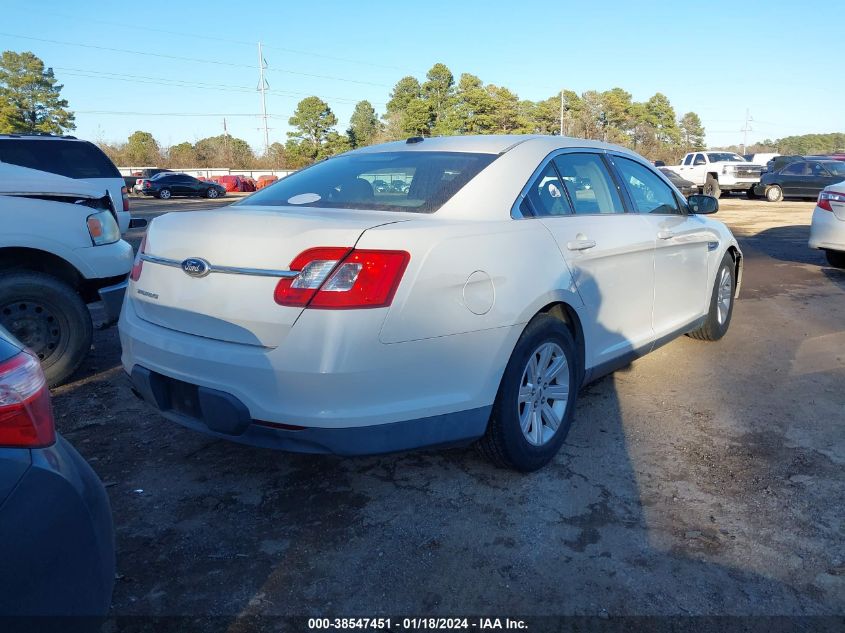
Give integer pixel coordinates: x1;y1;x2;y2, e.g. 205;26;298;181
307;618;529;630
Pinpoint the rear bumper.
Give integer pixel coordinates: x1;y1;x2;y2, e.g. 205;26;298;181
809;207;845;251
119;298;516;436
130;365;490;455
0;436;115;616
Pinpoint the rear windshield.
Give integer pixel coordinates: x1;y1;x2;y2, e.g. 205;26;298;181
0;139;121;179
241;151;497;213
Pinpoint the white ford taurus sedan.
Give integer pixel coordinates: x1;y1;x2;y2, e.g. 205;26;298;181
119;135;742;471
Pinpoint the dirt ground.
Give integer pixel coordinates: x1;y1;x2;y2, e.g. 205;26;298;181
54;195;844;628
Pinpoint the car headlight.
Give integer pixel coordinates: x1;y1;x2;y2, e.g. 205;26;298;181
722;165;737;175
86;210;121;245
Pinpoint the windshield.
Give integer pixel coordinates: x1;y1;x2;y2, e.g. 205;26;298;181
707;152;746;163
240;151;497;213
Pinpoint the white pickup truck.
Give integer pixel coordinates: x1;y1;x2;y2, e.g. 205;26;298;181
0;163;135;386
671;151;764;198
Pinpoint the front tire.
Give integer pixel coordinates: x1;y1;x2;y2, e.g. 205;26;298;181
477;315;579;472
687;253;736;342
704;175;721;199
0;271;93;387
825;249;845;269
765;185;783;202
158;188;172;200
206;187;219;199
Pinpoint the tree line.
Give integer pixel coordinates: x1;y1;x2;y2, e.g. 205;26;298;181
1;51;843;170
99;63;710;168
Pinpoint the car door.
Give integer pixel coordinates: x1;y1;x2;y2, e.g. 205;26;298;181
809;163;837;197
678;154;694;180
182;176;202;195
779;161;808;195
608;154;714;337
519;150;656;369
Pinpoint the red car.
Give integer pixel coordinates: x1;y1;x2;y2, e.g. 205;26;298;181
256;174;278;190
215;175;242;192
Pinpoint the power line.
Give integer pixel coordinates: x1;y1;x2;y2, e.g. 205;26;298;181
45;12;415;73
1;33;392;87
55;67;385;105
74;110;266;117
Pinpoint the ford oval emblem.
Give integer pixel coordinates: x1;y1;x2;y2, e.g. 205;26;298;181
181;257;211;278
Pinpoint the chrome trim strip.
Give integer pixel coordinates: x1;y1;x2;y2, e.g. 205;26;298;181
140;253;299;278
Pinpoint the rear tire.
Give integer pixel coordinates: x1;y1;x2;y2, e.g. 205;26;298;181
825;249;845;269
158;188;172;200
704;175;721;199
477;314;579;472
687;253;735;342
765;185;783;202
0;271;93;387
746;187;757;199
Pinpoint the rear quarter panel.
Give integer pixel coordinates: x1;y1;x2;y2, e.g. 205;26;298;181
356;218;582;344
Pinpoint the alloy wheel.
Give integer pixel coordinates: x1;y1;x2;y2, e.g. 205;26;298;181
716;267;732;324
517;342;570;446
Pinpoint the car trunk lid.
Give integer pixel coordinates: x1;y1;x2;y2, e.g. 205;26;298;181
131;205;406;347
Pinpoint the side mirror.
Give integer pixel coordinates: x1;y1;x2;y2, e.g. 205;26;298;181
129;217;149;230
687;194;719;214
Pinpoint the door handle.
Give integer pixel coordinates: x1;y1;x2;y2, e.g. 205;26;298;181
566;239;596;251
657;230;675;240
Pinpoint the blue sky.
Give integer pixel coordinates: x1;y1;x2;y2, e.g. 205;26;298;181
2;0;842;152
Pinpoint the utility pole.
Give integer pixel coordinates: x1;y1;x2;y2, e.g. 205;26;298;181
740;108;753;154
257;41;270;155
559;89;565;136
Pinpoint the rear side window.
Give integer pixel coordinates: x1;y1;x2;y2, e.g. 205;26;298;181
613;157;682;215
552;153;624;214
241;151;497;213
0;139;120;179
683;155;693;166
523;163;572;217
781;162;807;175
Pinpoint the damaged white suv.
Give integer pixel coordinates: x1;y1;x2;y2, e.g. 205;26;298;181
0;163;133;385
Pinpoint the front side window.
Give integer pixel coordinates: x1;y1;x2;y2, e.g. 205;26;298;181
825;162;845;177
552;153;624;214
242;151;497;214
694;153;706;166
613;157;681;215
523;163;572;217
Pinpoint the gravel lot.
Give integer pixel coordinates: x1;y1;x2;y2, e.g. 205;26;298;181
56;195;844;629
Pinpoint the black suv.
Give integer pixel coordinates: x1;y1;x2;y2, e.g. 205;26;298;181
139;173;226;199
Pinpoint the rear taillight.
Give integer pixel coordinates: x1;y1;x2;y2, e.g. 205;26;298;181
0;351;56;448
274;247;410;309
818;190;845;212
121;185;130;212
130;234;147;282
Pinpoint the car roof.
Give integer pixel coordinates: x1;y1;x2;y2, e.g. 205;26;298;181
0;133;82;141
345;134;635;157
